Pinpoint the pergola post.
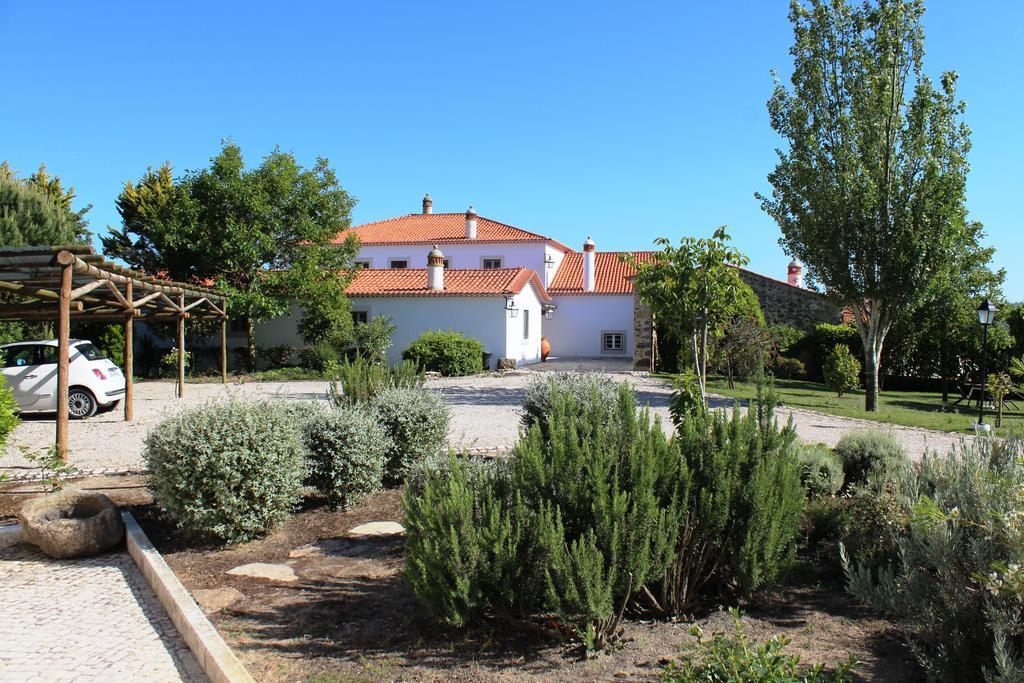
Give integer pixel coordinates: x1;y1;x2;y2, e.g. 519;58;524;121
124;280;134;421
56;252;74;462
220;317;227;384
177;292;185;399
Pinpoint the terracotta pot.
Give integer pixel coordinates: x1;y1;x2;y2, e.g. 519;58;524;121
540;336;551;362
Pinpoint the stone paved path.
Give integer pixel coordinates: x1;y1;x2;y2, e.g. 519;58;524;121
0;544;206;682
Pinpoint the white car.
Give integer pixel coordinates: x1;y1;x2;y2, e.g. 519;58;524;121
0;339;126;419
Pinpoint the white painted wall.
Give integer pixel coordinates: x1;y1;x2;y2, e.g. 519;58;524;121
543;243;567;288
505;285;543;366
355;242;559;277
543;295;634;358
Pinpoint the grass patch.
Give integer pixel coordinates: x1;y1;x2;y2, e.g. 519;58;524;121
702;376;1021;436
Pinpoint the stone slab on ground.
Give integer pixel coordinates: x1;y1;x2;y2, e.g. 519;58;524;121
0;544;206;682
226;562;298;582
192;587;244;614
348;521;405;537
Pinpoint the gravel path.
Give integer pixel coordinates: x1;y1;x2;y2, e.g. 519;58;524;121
1;372;968;475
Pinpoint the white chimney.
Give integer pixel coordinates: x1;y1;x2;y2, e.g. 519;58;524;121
422;193;433;214
787;259;803;288
465;206;477;239
427;245;444;290
583;236;596;292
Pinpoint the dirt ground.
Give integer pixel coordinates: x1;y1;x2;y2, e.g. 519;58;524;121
122;487;920;683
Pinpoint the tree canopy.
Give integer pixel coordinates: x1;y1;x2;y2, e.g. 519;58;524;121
626;227;752;399
0;161;90;246
759;0;991;411
103;142;360;369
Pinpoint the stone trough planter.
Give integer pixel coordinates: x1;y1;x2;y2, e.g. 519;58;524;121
17;488;125;559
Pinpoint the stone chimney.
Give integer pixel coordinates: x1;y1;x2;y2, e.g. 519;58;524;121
465;206;477;239
422;193;433;214
427;245;444;291
583;236;596;292
787;259;803;288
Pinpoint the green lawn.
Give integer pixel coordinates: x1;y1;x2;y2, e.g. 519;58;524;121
702;376;1022;435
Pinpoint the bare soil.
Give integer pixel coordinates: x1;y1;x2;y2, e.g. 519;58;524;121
123;488;920;683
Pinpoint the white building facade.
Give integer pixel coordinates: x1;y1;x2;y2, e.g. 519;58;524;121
252;195;832;370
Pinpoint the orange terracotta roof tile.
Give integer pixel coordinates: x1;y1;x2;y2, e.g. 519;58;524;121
348;267;551;301
549;251;658;295
335;213;573;253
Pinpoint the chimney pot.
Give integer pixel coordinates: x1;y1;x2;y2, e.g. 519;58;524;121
583;236;596;292
422;193;433;214
427;244;444;290
465;205;477;239
787;259;803;287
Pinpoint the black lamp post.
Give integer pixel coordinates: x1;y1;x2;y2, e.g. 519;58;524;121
976;298;998;429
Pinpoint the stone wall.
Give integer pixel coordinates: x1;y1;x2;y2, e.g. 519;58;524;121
737;269;843;331
633;298;656;371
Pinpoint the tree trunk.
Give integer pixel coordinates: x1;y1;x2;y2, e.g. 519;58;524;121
852;299;888;413
940;335;949;403
246;316;257;373
864;347;880;412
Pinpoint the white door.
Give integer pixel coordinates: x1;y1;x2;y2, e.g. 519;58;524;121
1;345;47;409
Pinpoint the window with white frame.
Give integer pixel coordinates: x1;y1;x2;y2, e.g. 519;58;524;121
602;331;625;353
389;259;408;269
523;309;529;341
351;310;369;325
442;258;450;268
482;257;503;269
353;260;371;269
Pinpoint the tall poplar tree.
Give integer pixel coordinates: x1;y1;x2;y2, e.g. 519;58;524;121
759;0;983;411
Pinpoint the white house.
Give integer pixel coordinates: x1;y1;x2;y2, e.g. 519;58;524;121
251;195;840;370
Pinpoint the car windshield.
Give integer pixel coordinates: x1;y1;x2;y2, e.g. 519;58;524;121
75;343;106;361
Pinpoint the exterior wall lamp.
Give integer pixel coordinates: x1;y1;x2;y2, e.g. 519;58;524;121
544;254;554;269
543;304;556;320
504;295;518;318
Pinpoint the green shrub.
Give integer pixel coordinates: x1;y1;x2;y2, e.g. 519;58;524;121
299;342;340;372
404;384;682;650
143;400;307;544
810;323;861;372
258;344;295;368
834;430;909;490
371;387;450;484
797;443;844;498
842;437;1024;679
304;406;389;509
402;330;483;376
773;356;805;379
521;371;619;437
661;608;857;682
839;489;906;572
0;377;20;449
329;356;423;406
801;495;850;549
822;344;860;397
770;325;806;357
352;316;396;364
662;385;805;613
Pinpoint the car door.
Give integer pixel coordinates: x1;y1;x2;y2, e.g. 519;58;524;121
0;346;46;409
33;345;60;411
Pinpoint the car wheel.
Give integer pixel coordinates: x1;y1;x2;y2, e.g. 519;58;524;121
68;388;97;419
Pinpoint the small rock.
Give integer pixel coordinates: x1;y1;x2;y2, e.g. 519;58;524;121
192;587;243;613
347;521;405;537
289;543;321;558
226;562;298;582
613;673;629;679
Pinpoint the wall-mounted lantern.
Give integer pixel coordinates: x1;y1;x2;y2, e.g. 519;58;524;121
544;254;555;270
543;304;556;320
504;294;518;318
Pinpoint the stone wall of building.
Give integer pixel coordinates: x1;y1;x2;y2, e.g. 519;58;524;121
633;298;656;371
737;269;843;331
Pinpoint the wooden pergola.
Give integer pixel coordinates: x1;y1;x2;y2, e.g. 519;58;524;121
0;245;229;459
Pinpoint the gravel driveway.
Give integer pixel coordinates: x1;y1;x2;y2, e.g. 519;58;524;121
2;370;969;476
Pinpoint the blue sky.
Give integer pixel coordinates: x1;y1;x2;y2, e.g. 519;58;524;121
2;1;1021;299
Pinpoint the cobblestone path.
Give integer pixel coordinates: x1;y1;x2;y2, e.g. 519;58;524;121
0;544;206;682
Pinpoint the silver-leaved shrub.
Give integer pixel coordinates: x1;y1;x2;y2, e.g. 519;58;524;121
305;406;390;509
371;387;450;484
144;400;307;545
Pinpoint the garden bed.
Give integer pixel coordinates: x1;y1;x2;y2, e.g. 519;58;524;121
129;488;920;682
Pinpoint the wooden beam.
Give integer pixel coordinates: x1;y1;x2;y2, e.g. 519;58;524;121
220;317;227;384
104;280;131;308
56;254;73;461
177;292;186;399
132;291;163;308
69;279;105;300
0;302;83;315
181;297;208;312
124;281;133;422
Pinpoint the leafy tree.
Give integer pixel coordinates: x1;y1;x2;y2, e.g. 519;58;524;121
710;286;770;388
0;161;90;245
823;344;861;397
759;0;984;411
103;142;359;370
626;227;750;399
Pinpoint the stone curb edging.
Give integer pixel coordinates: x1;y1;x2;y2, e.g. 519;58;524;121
123;512;254;683
0;522;22;549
